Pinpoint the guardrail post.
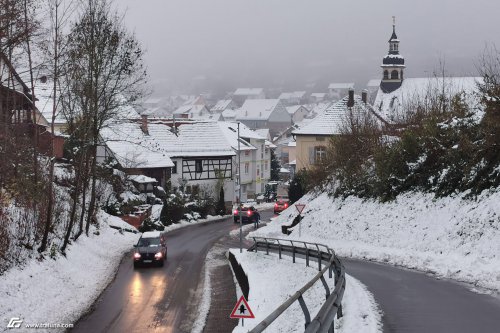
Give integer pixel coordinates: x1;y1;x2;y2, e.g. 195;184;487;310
278;241;282;259
291;241;296;263
329;320;335;333
316;244;321;271
298;295;311;329
305;248;309;267
265;239;269;255
337;304;343;319
320;275;330;300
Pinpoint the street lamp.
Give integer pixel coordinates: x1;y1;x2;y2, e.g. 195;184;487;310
238;122;243;253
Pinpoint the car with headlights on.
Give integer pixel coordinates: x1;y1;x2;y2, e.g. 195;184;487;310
233;204;260;224
274;195;290;214
133;231;167;268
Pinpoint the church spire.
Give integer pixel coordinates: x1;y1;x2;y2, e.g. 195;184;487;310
380;17;405;93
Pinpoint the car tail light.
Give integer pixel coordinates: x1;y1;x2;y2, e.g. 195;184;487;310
274;203;278;207
247;210;252;216
155;252;163;259
134;252;141;259
233;210;238;215
284;203;288;208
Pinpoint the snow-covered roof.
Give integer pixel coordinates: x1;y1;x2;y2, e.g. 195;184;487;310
255;128;270;140
100;121;174;169
129;175;157;184
289;159;297;165
310;93;326;98
217;122;263;151
286;105;308;115
265;140;277;149
147;122;235;158
293;95;372;136
373;77;482;123
173;104;205;115
279;168;290;173
234;88;264;96
279;91;307;100
288;141;296;147
142;231;161;238
328;83;354;90
236;99;281;121
211;99;234;112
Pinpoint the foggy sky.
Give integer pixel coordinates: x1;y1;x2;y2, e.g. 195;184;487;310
117;0;500;95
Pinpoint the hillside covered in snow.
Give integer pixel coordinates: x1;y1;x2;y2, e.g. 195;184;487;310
251;190;500;292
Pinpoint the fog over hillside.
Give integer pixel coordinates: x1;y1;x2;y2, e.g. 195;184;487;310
118;0;500;95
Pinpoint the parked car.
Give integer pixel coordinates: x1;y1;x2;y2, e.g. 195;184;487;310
274;195;290;214
133;231;167;268
233;204;260;224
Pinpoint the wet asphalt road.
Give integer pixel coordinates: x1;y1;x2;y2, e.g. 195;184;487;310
72;211;500;333
344;259;500;333
71;211;274;333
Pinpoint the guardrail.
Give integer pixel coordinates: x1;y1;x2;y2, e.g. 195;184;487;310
247;237;346;333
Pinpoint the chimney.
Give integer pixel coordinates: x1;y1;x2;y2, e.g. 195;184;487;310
361;89;368;104
347;88;355;108
140;114;149;135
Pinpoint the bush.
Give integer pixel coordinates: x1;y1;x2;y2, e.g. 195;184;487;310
289;170;308;204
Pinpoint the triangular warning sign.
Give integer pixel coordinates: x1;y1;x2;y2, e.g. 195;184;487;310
230;296;255;319
295;203;306;214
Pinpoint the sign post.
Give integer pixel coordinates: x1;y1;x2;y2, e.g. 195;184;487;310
295;203;306;237
230;296;255;327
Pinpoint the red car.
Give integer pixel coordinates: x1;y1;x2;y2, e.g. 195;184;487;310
274;195;290;214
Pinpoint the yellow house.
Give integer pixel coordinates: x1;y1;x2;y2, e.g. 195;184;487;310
292;91;373;171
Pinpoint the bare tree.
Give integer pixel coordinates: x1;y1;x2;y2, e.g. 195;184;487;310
60;0;147;249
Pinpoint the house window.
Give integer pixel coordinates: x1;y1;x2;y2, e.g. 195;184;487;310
315;146;326;164
261;145;264;159
265;161;268;170
257;168;260;176
245;162;249;174
195;160;203;173
172;161;177;174
265;148;269;155
245;150;250;156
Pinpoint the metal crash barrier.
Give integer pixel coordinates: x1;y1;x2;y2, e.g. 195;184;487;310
247;237;346;333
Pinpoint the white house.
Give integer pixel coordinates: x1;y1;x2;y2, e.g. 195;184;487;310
286;105;309;123
373;21;481;124
173;104;214;120
211;99;237;113
98;113;174;188
218;122;272;202
310;93;327;103
235;99;292;138
232;88;265;106
147;121;236;204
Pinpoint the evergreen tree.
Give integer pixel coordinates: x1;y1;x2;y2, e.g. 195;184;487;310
288;170;307;204
270;149;281;181
216;186;226;215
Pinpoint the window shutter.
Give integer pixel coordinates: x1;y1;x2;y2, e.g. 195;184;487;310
309;147;315;165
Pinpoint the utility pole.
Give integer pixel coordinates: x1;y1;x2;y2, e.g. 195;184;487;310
238;122;243;253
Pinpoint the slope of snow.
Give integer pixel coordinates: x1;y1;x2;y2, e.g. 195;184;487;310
231;250;381;333
250;191;500;292
0;211;140;331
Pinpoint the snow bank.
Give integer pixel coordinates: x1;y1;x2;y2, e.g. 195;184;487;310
231;250;381;333
0;211;140;331
251;191;500;291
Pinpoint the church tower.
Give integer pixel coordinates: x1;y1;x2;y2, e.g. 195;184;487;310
380;17;405;93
